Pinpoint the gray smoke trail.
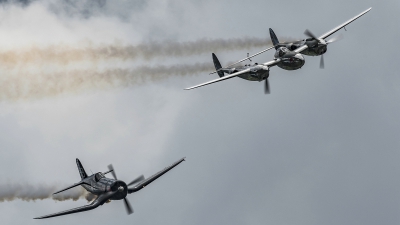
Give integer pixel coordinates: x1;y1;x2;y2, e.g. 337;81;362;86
0;62;213;101
0;183;94;202
0;37;288;66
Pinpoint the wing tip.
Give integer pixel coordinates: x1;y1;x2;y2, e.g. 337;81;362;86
33;216;45;219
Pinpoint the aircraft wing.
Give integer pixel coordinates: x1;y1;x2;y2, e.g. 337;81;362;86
185;59;279;90
34;193;113;219
128;157;185;193
210;46;276;75
319;7;371;40
185;69;251;90
295;8;371;54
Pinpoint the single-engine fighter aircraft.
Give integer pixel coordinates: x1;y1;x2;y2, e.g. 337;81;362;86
185;8;371;94
34;157;185;219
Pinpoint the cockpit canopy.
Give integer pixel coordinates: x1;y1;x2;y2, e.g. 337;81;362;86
277;47;289;57
94;172;105;182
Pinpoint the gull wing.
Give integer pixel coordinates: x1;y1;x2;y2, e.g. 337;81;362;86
128;157;185;193
295;7;371;54
34;193;112;219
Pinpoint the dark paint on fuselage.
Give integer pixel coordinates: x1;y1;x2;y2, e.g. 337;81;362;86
218;47;305;81
274;47;305;70
220;64;269;82
81;173;128;200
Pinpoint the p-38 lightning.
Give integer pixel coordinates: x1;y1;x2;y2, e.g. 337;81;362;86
34;157;185;219
185;8;371;93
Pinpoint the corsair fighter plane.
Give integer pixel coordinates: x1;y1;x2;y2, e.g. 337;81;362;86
185;8;371;93
34;157;185;219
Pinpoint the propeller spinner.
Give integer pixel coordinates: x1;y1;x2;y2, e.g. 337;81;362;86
107;164;145;215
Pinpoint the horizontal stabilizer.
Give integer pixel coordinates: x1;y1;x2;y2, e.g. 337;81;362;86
53;181;85;195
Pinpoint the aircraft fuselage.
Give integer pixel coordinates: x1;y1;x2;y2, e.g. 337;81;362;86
274;47;305;70
81;173;128;200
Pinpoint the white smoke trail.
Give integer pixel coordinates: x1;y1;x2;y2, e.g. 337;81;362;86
0;183;94;202
0;62;213;101
0;37;285;66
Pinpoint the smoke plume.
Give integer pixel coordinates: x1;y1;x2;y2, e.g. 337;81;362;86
0;37;282;66
0;183;94;202
0;62;213;101
0;36;279;100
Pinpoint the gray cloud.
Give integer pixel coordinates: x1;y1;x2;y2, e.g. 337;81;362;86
0;0;146;19
0;1;398;225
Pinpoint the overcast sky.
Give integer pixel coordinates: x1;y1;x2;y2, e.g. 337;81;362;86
0;0;398;225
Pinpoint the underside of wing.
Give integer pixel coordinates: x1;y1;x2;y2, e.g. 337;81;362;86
34;194;109;219
34;204;99;219
185;69;251;90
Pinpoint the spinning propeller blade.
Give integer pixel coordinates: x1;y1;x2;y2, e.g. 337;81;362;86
320;55;324;69
107;164;117;179
304;29;318;39
124;198;133;215
264;79;270;94
107;164;137;215
128;175;145;186
304;29;326;45
327;33;343;44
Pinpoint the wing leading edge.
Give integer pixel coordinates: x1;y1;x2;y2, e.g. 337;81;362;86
34;192;115;219
295;7;371;53
128;157;185;193
185;59;279;90
319;7;371;40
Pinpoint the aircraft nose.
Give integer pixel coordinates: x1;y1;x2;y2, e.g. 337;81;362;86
118;186;124;192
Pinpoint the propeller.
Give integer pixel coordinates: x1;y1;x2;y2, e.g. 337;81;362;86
321;34;343;69
320;54;324;69
107;164;145;215
264;79;270;94
326;33;343;44
107;164;117;180
304;30;344;69
128;175;145;186
304;29;326;45
124;198;133;214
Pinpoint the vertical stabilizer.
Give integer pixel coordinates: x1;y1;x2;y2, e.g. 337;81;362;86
76;158;88;179
212;53;225;78
269;28;280;50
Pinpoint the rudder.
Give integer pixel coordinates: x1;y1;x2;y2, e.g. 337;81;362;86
269;28;280;50
76;158;88;179
212;53;225;78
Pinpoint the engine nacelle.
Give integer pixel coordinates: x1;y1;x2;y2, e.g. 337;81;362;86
287;44;298;51
250;65;269;80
